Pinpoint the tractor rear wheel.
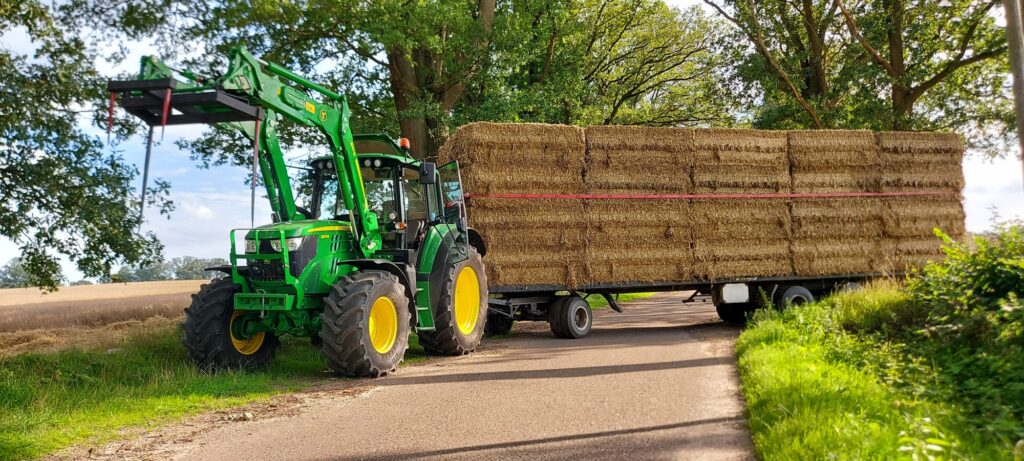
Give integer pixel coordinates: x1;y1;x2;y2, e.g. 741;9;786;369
182;278;279;370
418;248;488;355
319;271;411;377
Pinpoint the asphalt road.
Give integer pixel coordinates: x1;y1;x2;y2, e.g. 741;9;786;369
173;293;754;461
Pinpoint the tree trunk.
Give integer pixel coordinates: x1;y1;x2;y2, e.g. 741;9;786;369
891;86;913;130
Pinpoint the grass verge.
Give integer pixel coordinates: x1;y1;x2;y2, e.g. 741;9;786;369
0;325;427;461
738;226;1023;460
585;292;656;309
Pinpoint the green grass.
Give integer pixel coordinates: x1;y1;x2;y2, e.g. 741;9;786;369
585;292;656;309
737;284;1020;460
0;327;428;461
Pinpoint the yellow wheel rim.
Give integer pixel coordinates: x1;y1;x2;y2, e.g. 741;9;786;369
230;311;265;356
368;296;399;354
454;266;481;336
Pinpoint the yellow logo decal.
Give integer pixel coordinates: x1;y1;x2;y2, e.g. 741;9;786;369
304;102;316;113
320;110;327;121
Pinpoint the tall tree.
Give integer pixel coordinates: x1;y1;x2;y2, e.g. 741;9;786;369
707;0;1013;149
835;0;1010;134
0;1;171;290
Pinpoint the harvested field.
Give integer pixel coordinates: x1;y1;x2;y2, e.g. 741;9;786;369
0;280;202;333
447;122;966;288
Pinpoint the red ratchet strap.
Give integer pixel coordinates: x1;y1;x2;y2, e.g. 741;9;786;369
465;191;953;200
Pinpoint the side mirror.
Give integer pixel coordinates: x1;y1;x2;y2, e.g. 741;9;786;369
419;162;436;184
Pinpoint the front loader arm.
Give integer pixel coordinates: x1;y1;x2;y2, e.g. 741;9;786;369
111;47;381;257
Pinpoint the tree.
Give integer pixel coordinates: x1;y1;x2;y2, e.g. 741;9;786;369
0;258;31;288
706;0;1013;149
170;256;229;280
460;0;736;127
1;1;172;290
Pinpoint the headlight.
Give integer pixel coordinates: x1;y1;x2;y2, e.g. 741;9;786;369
245;240;256;253
270;237;304;252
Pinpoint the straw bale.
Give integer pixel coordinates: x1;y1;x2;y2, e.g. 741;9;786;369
792;238;879;276
585;126;694;194
792;167;880;193
883;197;966;238
693;128;789;194
877;132;964;192
876;131;963;155
691;200;791;240
788;130;880;167
442;122;586;194
791;198;883;238
693;258;793;281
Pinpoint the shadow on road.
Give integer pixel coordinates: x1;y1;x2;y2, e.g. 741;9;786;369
320;416;748;461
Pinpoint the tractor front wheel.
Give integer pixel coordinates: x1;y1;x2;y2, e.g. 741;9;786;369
319;271;411;377
418;248;488;355
182;278;279;370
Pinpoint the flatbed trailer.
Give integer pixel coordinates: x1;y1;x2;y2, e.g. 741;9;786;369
483;272;876;337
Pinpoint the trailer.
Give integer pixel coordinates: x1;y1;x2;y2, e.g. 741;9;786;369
482;268;869;337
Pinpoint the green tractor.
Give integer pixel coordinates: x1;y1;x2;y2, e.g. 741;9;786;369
108;47;488;377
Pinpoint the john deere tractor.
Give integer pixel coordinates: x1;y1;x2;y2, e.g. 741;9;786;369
108;47;488;377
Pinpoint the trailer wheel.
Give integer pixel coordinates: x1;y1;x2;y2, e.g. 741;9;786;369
776;285;815;307
484;311;514;336
319;271;410;377
418;248;488;355
549;296;592;339
714;302;751;326
182;278;279;371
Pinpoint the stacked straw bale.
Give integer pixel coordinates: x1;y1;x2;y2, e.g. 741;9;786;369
691;129;792;280
444;122;965;290
788;130;885;276
582;126;696;284
877;133;966;270
443;123;587;288
438;122;586;195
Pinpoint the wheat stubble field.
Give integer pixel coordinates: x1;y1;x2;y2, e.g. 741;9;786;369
0;280;204;357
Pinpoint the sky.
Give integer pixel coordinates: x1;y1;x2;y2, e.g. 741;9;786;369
1;2;1022;282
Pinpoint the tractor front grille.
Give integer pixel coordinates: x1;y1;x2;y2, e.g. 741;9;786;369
248;259;286;281
245;236;318;282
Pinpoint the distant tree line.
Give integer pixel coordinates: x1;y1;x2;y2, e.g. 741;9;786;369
0;257;228;288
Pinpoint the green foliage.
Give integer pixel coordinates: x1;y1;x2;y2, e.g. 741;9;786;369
110;256;230;282
738;225;1024;459
0;1;173;291
0;327;430;460
706;0;1013;151
0;259;30;288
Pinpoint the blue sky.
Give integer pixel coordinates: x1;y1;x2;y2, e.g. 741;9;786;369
1;4;1022;281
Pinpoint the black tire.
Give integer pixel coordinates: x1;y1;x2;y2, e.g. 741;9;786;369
319;271;411;377
549;296;592;339
418;248;488;355
714;302;751;326
182;278;280;371
484;311;514;336
776;285;815;307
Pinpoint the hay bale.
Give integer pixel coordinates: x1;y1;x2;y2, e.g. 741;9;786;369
883;196;966;238
441;122;586;194
789;130;880;193
792;238;878;276
693;129;789;193
467;197;586;288
585;126;694;194
691;200;791;240
583;200;694;284
877;132;964;192
791;198;883;239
